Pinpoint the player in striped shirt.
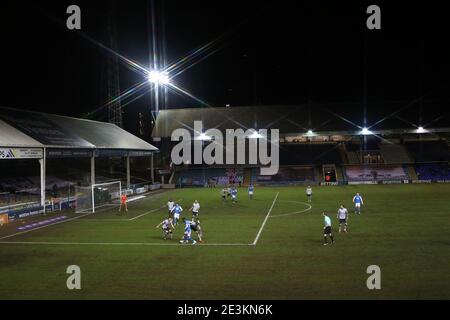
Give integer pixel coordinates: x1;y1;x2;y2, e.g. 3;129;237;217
167;199;175;217
220;188;228;203
322;212;334;246
190;219;204;243
189;200;200;222
352;193;364;214
306;186;313;203
337;205;349;233
156;217;174;240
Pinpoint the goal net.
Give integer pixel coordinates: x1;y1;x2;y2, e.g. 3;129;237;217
75;181;122;213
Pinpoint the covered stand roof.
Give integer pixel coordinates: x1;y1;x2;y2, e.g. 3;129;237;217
0;119;43;148
45;113;157;151
0;107;158;155
152;105;450;138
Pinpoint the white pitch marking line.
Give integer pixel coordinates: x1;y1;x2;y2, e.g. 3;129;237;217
0;241;251;247
127;205;165;221
127;195;146;202
252;192;279;245
0;212;93;241
127;198;182;221
270;201;312;218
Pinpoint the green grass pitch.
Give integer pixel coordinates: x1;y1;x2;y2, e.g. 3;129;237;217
0;184;449;299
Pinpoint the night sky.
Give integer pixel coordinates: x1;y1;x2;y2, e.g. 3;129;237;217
0;1;449;135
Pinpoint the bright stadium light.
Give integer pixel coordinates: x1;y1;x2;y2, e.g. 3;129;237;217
416;126;427;133
361;127;372;135
307;129;314;136
148;70;170;84
249;131;263;139
197;133;212;141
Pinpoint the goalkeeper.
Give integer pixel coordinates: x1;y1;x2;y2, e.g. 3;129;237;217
119;193;128;213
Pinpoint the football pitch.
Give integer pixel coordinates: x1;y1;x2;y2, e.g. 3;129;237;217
0;184;449;299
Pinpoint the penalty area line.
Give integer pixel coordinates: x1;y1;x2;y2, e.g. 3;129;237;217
252;192;279;245
127;198;182;221
0;241;251;247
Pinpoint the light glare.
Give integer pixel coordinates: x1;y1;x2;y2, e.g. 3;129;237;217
148;70;170;84
249;131;263;139
416;126;427;133
197;133;212;141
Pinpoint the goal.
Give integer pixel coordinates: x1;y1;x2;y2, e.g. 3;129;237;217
75;181;122;213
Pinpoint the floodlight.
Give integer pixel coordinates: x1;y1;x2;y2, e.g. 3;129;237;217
148;70;170;84
416;126;427;134
361;127;372;135
307;129;314;135
197;133;212;141
249;131;263;139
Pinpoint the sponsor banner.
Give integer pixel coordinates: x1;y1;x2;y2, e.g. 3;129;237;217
96;149;128;157
437;180;450;183
348;181;378;185
412;180;432;184
320;182;339;186
17;216;67;230
129;151;154;157
0;148;43;159
149;184;161;190
135;187;147;194
119;189;134;197
47;149;93;158
14;205;44;219
3;198;76;219
381;180;403;184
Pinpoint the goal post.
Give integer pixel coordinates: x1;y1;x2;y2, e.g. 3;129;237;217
75;181;122;213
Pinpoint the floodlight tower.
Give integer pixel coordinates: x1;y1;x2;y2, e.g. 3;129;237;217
101;0;123;128
147;0;168;124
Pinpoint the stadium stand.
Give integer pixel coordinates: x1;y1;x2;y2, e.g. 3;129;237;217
379;143;413;163
346;151;360;164
344;165;408;182
151;105;450;186
405;140;450;162
415;163;450;180
177;168;244;187
0;107;158;214
279;143;343;165
251;166;316;185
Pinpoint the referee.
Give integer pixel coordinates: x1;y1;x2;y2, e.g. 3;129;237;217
322;212;334;246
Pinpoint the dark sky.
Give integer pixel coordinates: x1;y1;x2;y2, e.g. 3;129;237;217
0;1;449;135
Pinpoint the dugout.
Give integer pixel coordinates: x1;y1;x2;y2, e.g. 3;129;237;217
0;107;158;216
